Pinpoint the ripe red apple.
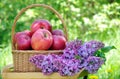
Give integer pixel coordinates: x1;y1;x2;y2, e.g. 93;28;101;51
14;32;26;44
24;30;32;37
31;29;53;50
52;29;64;36
31;19;52;34
15;34;31;50
14;31;32;43
51;35;66;50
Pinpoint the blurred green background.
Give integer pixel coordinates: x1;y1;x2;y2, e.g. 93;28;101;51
0;0;120;79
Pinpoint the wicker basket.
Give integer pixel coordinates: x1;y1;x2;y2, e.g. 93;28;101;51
11;4;68;72
2;65;88;79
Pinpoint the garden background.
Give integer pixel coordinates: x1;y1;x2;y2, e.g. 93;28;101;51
0;0;120;79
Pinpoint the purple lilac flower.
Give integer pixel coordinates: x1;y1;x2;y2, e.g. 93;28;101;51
78;40;104;58
78;59;87;69
58;59;80;76
52;58;61;71
63;49;77;59
29;54;45;68
66;39;82;49
29;54;60;75
41;55;54;75
63;40;82;59
85;56;104;73
41;54;62;75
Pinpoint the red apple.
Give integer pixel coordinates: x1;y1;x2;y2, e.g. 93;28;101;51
14;32;26;44
51;35;66;50
31;29;53;50
15;34;31;50
14;31;32;43
52;29;64;36
24;30;32;37
31;19;52;34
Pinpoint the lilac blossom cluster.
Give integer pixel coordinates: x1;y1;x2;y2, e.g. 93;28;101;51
63;40;82;59
29;40;105;76
58;59;80;76
84;56;104;73
78;40;105;59
29;54;80;76
30;54;58;75
63;40;105;73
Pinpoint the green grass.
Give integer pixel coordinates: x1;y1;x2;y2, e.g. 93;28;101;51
0;44;12;70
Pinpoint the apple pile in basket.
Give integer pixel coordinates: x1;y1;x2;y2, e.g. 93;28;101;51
14;19;66;50
14;19;115;76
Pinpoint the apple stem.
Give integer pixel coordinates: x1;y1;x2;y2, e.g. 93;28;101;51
43;32;47;38
40;27;44;29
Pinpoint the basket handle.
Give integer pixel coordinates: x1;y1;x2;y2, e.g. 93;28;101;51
11;4;68;49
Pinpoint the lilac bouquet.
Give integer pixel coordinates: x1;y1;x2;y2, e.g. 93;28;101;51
29;39;115;76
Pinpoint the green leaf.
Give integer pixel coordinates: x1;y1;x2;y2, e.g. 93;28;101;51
75;55;81;59
101;46;116;53
94;50;106;61
94;46;116;61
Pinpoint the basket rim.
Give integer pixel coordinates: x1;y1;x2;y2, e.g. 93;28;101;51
12;50;63;53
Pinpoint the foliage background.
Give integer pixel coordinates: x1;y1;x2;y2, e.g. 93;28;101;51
0;0;120;79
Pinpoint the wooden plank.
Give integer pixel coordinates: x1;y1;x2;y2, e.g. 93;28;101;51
2;72;78;79
2;65;88;79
